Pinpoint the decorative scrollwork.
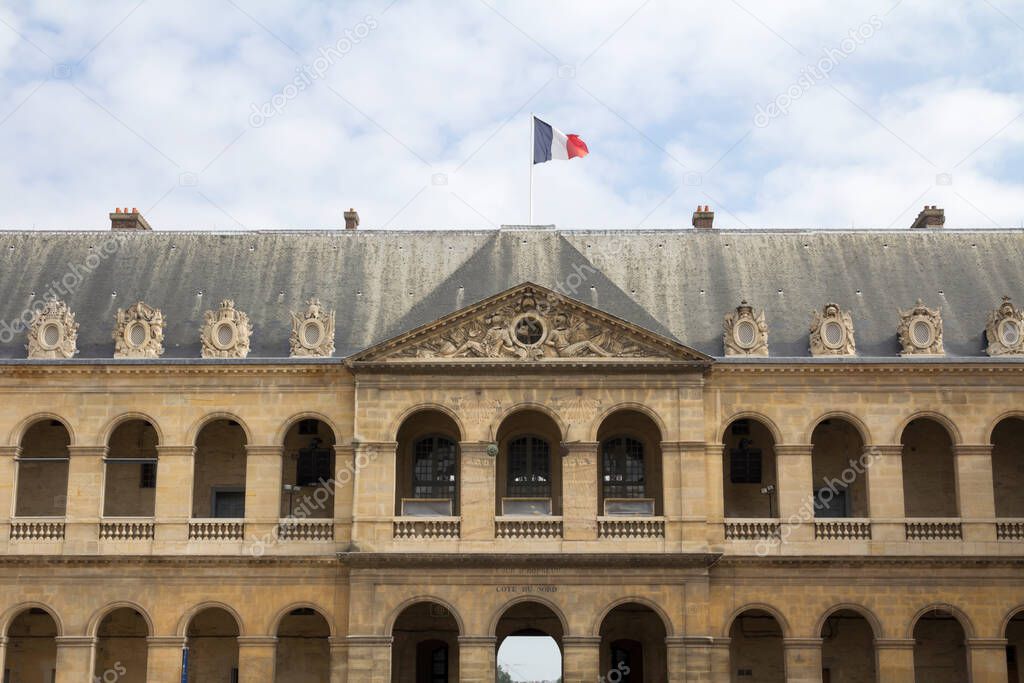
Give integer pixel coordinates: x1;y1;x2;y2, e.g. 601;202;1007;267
723;301;768;356
898;300;943;356
113;301;164;359
290;298;335;358
200;299;252;359
809;302;855;356
27;297;78;359
986;296;1024;356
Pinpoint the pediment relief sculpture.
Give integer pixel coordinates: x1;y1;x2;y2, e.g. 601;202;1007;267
113;301;165;359
898;300;944;356
724;301;768;356
986;296;1024;356
809;303;855;357
200;299;252;359
27;297;79;359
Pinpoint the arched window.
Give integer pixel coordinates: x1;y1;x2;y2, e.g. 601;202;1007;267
507;436;551;498
602;437;645;499
412;436;457;500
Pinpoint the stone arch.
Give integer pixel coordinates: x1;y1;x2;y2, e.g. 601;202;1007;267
186;411;253;445
1000;604;1024;637
722;603;791;638
906;603;975;640
390;403;465;443
489;596;570;638
985;410;1024;444
892;411;962;446
98;411;164;447
591;597;675;637
720;411;784;445
814;603;883;639
275;411;340;445
385;596;465;637
176;601;246;637
9;412;75;447
87;600;154;638
268;602;336;638
0;602;63;637
588;403;667;442
489;402;567;442
804;411;872;445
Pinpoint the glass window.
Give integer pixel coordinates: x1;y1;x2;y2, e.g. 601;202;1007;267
602;437;645;499
507;436;551;498
412;437;457;500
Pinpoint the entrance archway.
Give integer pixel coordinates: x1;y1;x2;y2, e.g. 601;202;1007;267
185;607;240;682
4;608;58;683
95;607;150;682
728;608;784;682
820;608;876;682
391;600;460;682
495;601;563;683
912;608;967;682
599;602;667;682
276;607;331;682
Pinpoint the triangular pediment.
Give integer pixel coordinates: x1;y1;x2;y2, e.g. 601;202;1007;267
349;282;710;366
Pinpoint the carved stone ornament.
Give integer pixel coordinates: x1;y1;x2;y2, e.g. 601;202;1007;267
898;299;944;356
723;301;768;356
200;299;252;359
290;298;335;357
113;301;165;359
353;283;705;363
809;302;855;356
26;297;79;359
986;296;1024;356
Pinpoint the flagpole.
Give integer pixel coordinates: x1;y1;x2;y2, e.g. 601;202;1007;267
529;113;534;224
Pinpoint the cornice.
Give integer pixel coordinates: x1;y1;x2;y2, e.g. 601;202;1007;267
337;552;722;570
0;555;341;569
0;362;348;379
711;361;1024;376
714;555;1024;570
349;359;709;374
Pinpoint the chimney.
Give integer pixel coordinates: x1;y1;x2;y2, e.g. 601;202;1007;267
344;208;360;230
109;207;152;231
692;205;715;230
910;205;944;230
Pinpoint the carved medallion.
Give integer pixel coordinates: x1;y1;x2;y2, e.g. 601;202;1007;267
809;303;855;357
986;296;1024;356
200;299;252;359
724;301;768;356
898;300;943;356
113;301;165;359
27;297;78;359
290;298;335;358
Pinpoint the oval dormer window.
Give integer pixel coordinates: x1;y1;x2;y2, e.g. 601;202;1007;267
302;320;323;348
41;322;62;349
822;320;845;349
214;321;237;350
127;320;148;348
735;320;757;349
911;319;934;348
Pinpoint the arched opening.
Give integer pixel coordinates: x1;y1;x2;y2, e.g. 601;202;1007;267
723;419;778;518
185;607;239;682
901;419;958;518
496;410;563;517
4;608;58;682
728;609;784;682
597;411;663;517
95;607;149;682
991;418;1024;517
193;420;247;519
599;603;667;682
1005;610;1024;680
495;601;563;683
104;420;159;517
820;609;876;682
395;410;461;517
282;419;336;519
912;608;967;682
15;420;70;517
276;607;330;682
391;601;460;683
810;419;868;518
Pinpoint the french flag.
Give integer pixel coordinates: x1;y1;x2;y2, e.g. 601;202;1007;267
533;116;589;164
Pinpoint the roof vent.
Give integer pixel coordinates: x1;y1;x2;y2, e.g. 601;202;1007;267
109;208;151;231
344;208;360;230
910;205;944;230
692;205;715;230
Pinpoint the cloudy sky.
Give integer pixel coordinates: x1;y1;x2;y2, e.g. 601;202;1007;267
1;0;1023;231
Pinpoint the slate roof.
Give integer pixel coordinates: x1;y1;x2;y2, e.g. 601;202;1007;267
0;226;1020;360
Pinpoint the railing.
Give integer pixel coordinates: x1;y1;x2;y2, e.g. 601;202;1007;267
905;519;963;541
597;516;665;539
814;519;872;540
996;519;1024;541
724;519;781;540
277;518;334;541
495;516;563;539
10;518;65;541
393;517;461;540
188;519;244;541
99;519;155;540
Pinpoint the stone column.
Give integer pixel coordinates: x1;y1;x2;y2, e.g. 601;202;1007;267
865;446;905;542
351;441;397;545
459;443;496;541
243;445;284;546
458;635;496;683
329;636;348;683
562;635;601;683
146;636;186;683
705;444;726;544
775;445;814;543
333;444;355;544
664;636;687;682
675;442;710;544
562;442;599;542
345;635;392;683
783;638;822;683
709;637;732;683
64;445;106;552
154;445;195;545
955;445;997;542
237;635;278;683
968;638;1009;683
0;447;18;551
874;639;915;683
677;636;715;682
54;635;95;683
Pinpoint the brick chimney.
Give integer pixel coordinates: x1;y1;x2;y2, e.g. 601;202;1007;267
109;208;152;231
344;208;360;230
910;205;944;230
692;205;715;230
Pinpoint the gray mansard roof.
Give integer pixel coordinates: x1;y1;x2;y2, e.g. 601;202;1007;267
0;226;1020;360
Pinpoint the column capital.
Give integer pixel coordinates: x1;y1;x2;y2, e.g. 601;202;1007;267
0;446;19;458
562;635;602;647
332;444;354;457
67;445;107;457
244;445;284;457
346;635;393;646
55;635;96;648
967;637;1009;649
955;444;994;457
775;444;814;457
783;637;822;648
865;444;903;457
156;445;195;457
874;638;915;650
459;441;492;456
562;441;599;453
457;635;497;646
353;441;397;455
660;441;707;454
147;636;186;647
237;635;278;647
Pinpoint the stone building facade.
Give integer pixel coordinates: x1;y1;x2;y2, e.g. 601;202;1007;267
0;210;1023;682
